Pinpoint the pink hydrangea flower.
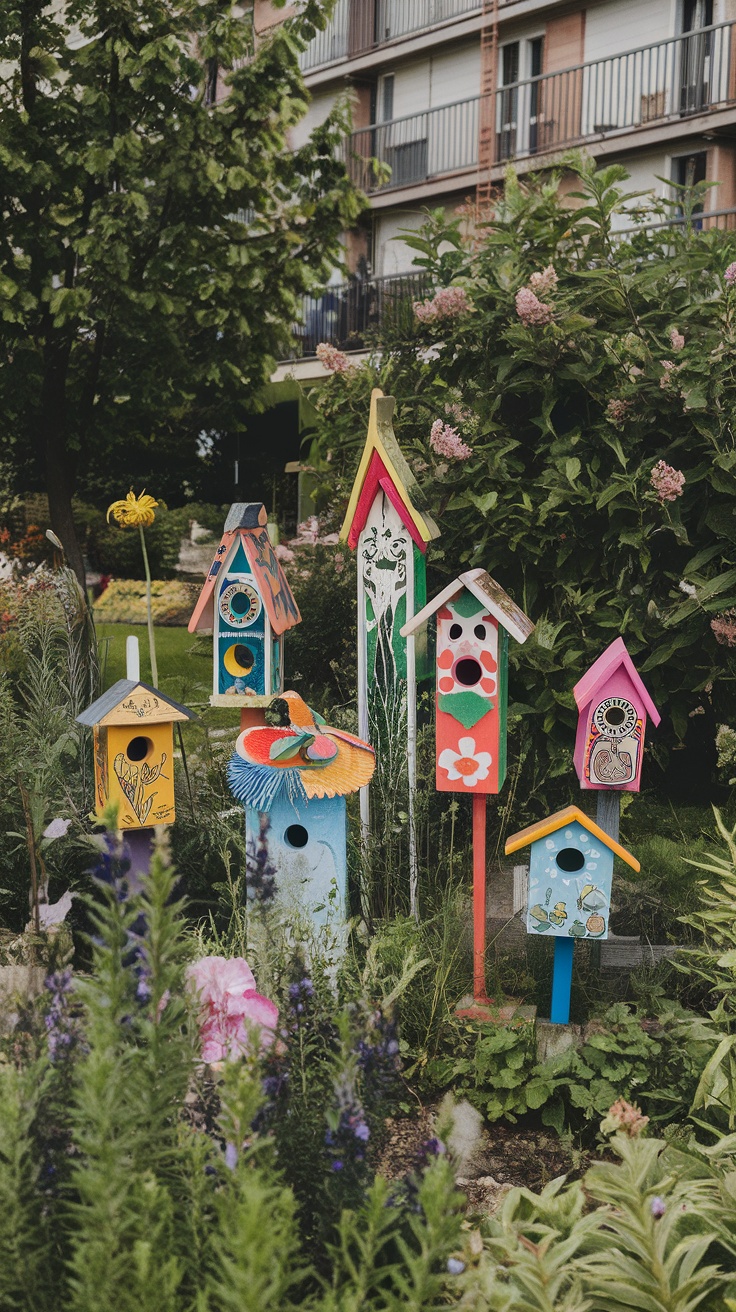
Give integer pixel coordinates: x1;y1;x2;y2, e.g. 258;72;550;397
670;328;685;351
315;342;352;373
604;1098;649;1138
606;398;632;425
650;460;685;502
413;286;472;324
275;543;295;563
725;262;736;285
187;955;278;1064
515;286;553;327
429;419;473;460
529;264;558;295
711;609;736;647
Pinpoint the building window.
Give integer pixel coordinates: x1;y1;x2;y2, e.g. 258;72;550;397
498;38;544;160
679;1;714;114
379;73;394;123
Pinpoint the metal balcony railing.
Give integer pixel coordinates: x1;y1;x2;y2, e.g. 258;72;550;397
299;0;482;73
496;19;736;164
285;272;429;359
347;96;479;193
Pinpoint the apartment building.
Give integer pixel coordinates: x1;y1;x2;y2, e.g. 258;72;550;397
274;0;736;362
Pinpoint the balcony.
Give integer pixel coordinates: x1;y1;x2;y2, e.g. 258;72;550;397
347;97;479;194
496;20;736;165
299;0;482;74
285;272;428;359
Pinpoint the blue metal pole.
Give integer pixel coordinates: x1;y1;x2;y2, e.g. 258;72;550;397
550;937;574;1024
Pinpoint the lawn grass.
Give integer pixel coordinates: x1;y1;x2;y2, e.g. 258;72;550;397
95;622;212;701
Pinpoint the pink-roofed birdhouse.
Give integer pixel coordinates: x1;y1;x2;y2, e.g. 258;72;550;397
573;638;661;792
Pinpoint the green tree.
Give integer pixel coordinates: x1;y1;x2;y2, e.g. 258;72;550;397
0;0;359;584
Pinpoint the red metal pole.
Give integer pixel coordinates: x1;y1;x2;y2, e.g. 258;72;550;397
472;792;489;1004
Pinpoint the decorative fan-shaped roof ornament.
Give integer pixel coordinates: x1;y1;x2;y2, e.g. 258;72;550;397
227;691;375;813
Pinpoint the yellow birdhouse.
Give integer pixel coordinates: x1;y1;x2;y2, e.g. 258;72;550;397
77;678;196;830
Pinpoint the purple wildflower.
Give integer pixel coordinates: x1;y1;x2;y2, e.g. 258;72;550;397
651;1196;666;1219
447;1258;466;1275
725;262;736;285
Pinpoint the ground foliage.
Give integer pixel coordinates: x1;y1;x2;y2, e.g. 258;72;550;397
309;161;736;826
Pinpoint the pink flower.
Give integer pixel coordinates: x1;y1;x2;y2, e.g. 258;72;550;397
725;262;736;285
187;955;278;1063
429;419;473;460
413;286;472;324
711;609;736;647
606;398;632;426
515;286;553;327
315;342;352;373
334;551;345;574
650;460;685;502
275;543;295;563
604;1098;649;1138
670;328;685;351
529;265;558;295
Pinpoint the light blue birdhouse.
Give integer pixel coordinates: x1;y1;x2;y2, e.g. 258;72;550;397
227;692;375;925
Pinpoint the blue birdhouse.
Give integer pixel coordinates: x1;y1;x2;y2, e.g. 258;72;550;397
505;805;639;943
188;502;300;700
227;692;375;924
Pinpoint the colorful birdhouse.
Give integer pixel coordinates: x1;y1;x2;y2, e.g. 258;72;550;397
227;692;375;924
77;679;196;830
573;638;661;792
401;569;534;795
189;502;300;703
505;805;640;943
340;387;440;911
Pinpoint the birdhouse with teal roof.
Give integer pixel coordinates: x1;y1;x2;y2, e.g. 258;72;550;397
227;691;375;924
573;638;661;792
505;805;640;941
188;502;300;705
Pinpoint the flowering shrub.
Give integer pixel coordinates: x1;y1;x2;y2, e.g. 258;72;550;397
92;578;200;625
187;955;278;1062
670;327;685;351
413;284;472;323
725;261;736;284
650;460;685;502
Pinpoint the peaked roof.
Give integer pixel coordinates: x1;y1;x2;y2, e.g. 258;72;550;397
573;637;661;726
340;388;440;552
400;568;534;646
77;680;196;727
505;805;640;871
188;507;301;636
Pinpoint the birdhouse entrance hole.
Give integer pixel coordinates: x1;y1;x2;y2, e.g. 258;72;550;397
285;824;309;849
555;847;586;873
126;735;154;763
602;705;625;727
230;591;253;617
454;656;483;687
224;643;255;675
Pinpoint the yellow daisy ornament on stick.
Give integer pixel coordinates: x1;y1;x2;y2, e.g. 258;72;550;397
107;490;160;686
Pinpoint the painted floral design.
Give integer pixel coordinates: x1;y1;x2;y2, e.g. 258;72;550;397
438;735;492;787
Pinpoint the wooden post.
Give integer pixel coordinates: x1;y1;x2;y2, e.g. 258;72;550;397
596;790;620;843
550;938;574;1024
472;793;489;1004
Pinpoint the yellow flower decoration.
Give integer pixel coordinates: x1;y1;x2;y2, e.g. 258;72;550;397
107;490;159;528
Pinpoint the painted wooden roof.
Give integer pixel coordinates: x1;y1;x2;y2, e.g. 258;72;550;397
188;502;301;636
340;388;440;552
504;805;640;871
573;637;661;726
400;568;534;645
77;680;196;727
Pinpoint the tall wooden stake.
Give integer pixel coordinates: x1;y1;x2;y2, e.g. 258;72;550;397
472;793;490;1004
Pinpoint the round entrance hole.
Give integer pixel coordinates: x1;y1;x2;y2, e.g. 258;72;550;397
224;643;255;676
555;847;586;873
230;590;252;617
284;824;309;849
126;735;153;763
602;705;626;728
454;656;483;687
